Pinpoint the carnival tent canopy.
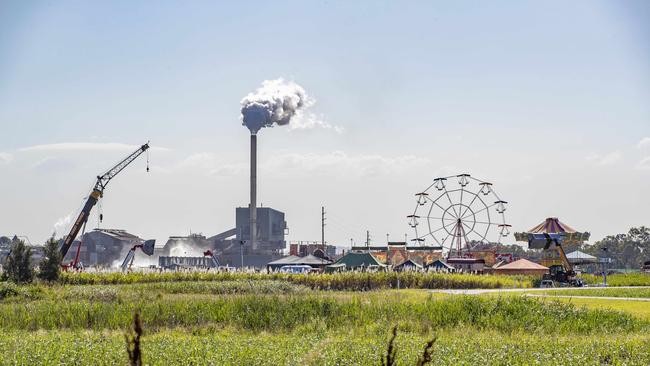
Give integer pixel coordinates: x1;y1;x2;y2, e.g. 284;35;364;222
515;217;590;245
494;258;548;275
528;217;578;234
498;258;548;270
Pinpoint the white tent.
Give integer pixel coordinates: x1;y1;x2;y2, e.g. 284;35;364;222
566;250;597;264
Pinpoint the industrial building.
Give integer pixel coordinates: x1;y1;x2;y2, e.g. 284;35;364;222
289;242;337;259
155;206;287;268
63;229;144;267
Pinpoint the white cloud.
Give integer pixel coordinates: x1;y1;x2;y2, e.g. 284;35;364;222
264;151;429;177
172;150;428;178
289;113;345;134
0;152;13;164
636;156;650;171
586;151;622;166
19;142;170;153
177;153;246;176
638;137;650;149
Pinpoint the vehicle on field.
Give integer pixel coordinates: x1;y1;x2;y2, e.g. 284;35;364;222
539;279;554;288
279;265;313;274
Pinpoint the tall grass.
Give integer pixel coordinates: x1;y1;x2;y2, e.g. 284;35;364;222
582;272;650;287
0;293;643;334
2;329;649;365
57;271;535;290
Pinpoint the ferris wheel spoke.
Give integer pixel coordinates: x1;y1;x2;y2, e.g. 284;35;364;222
461;202;496;221
443;190;459;218
425;191;447;206
471;220;500;226
441;231;454;248
459;184;464;207
431;200;449;214
427;232;442;246
429;220;457;235
425;216;456;222
461;221;486;242
459;193;480;218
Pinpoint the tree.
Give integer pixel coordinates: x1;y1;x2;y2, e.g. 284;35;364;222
584;227;650;269
3;239;34;283
38;237;62;282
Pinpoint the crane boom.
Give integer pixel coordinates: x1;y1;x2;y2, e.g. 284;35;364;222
59;142;150;260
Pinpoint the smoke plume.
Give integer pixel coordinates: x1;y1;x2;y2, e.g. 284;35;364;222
240;79;310;134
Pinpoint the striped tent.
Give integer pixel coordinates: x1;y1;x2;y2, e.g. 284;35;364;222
514;217;590;244
528;217;577;234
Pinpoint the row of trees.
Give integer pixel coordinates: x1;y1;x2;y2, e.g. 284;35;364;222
582;227;650;269
1;238;61;283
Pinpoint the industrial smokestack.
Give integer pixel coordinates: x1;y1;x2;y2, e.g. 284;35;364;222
250;134;257;251
240;79;309;253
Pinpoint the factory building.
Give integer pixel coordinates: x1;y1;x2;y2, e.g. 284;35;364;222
289;242;337;259
213;207;287;267
63;229;143;267
155;207;287;268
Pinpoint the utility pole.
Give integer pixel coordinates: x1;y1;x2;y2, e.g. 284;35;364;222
321;206;326;253
366;230;370;249
386;233;390;244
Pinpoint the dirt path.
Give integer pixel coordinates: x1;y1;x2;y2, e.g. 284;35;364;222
431;286;650;295
523;294;650;301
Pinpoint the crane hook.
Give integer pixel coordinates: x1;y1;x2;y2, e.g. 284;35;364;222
146;149;150;173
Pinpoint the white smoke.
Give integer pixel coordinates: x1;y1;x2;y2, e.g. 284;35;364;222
53;213;73;236
240;79;311;134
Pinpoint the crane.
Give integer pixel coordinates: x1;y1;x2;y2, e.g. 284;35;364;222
59;142;150;267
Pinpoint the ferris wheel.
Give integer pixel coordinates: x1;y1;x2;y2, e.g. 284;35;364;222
407;174;510;257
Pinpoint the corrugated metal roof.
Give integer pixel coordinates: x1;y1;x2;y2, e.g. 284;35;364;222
267;255;301;265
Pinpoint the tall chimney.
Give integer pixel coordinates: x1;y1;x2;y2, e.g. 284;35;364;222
250;134;257;253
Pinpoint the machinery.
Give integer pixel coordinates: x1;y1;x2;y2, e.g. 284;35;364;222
121;239;155;272
59;142;150;269
527;233;584;287
203;250;221;268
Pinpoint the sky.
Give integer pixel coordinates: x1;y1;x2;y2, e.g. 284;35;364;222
0;0;648;249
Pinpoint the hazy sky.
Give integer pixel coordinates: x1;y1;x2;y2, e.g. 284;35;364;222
1;1;648;248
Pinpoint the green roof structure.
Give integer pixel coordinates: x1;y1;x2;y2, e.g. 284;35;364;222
326;251;387;272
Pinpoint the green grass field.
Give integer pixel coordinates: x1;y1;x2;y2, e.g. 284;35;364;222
2;275;650;365
536;287;650;299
